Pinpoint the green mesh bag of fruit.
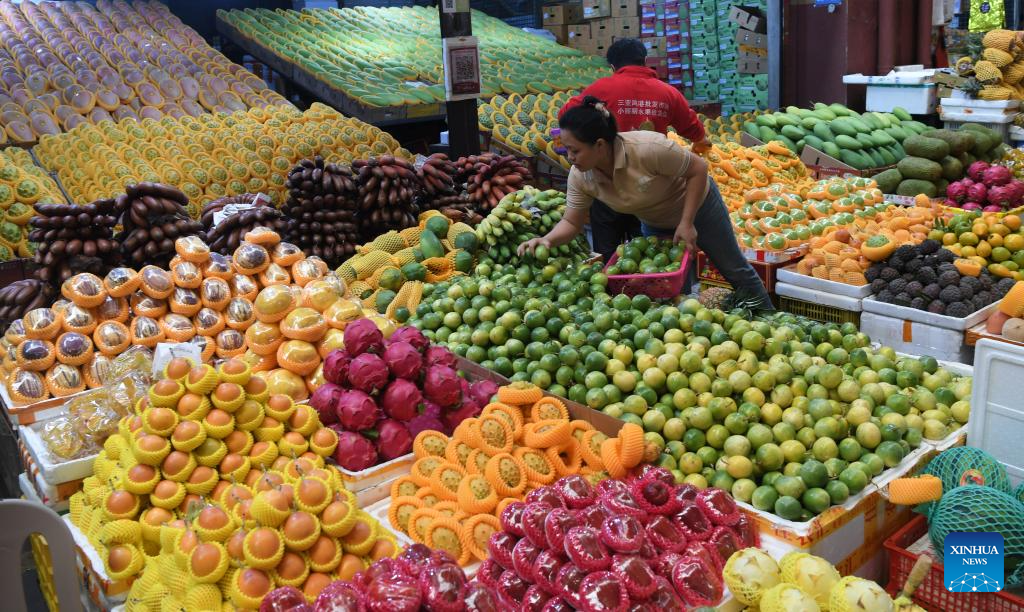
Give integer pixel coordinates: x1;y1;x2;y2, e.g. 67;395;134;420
919;447;1024;588
926;485;1024;588
919;447;1012;513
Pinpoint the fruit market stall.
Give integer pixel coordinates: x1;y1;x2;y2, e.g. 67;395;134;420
0;1;289;146
216;6;611;126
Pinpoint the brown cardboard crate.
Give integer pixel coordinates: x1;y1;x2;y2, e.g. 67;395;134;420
609;16;640;39
735;27;767;49
589;17;615;44
611;0;638;17
544;24;569;44
582;0;611;19
728;5;766;33
543;3;583;25
568;23;591;42
641;35;666;56
738;57;768;74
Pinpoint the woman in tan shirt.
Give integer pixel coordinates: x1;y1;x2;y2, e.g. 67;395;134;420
519;96;772;308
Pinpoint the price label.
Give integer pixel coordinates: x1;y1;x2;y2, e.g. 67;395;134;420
152;342;202;378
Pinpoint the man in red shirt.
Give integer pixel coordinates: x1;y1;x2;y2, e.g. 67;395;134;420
560;38;711;261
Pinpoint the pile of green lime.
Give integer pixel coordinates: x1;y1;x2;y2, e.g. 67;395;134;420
607;236;686;275
408;257;973;523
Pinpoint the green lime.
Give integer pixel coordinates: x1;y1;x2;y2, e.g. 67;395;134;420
723;435;752;458
706;425;729;449
775;495;803;521
825;480;850;505
839;466;868;494
755;443;784;472
752;485;780;511
732;478;757;503
838;438;863;462
802;487;832;514
709;470;735;492
798;460;829;489
861;453;884;476
773;475;806;499
663;417;686;441
812;437;839;461
679;452;702;474
876;440;906;468
696;446;719;467
642;410;667;433
824;458;849;479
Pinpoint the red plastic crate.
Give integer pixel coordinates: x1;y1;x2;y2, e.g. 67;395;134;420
884;515;1024;611
603;250;692;299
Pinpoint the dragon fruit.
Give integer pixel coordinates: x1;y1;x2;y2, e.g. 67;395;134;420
375;418;414;460
943;198;960;209
424;345;457;369
963;202;983;212
967;182;989;204
343;318;384;357
380;378;423;421
308;382;343;426
383;341;423;381
322;350;352;386
388;327;429;353
406;413;446;439
469;380;499;406
1009;179;1024;202
423;365;462;408
985;204;1005;212
347;353;389;393
988;184;1016;208
983;164;1012;186
334;431;378;471
336;389;380;431
443;398;480;433
968;160;991;181
945;180;970;204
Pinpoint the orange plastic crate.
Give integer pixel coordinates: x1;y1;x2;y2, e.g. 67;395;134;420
884;514;1024;611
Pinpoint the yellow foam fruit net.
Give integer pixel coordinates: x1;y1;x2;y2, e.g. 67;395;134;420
759;583;821;612
399;226;423;246
447;222;474;243
391;247;419;266
363;231;406;254
351;250;394;280
386;382;648;565
722;548;782;606
423;257;455;282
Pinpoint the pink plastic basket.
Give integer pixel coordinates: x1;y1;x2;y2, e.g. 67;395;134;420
603;250;692;299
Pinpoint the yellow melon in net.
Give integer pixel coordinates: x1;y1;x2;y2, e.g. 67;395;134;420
722;548;781;606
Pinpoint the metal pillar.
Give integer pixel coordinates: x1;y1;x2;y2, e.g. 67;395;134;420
767;0;781;110
439;2;481;157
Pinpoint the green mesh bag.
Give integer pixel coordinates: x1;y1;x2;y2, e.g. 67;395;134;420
1015;483;1024;504
920;446;1012;514
926;485;1024;588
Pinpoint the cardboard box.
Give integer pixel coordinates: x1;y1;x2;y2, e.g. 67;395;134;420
611;0;639;17
567;23;591;41
739;43;768;57
543;3;584;25
582;0;611;19
544;24;569;44
590;18;615;44
642;36;666;56
610;16;640;39
736;27;767;49
738;58;767;74
728;5;765;32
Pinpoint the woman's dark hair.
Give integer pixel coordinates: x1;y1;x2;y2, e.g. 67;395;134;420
559;96;617;145
606;38;647;70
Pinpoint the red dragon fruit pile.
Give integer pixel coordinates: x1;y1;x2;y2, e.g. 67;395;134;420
259;544;496;612
945;161;1024;212
475;468;759;612
309;319;499;472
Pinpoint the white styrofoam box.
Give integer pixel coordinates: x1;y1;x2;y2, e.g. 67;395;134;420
20;470;71;513
1011;125;1024;143
868;84;937;115
293;0;337;9
861;296;995;331
969;338;1024;486
860;311;973;365
940;94;1020;110
774;282;862;314
941;109;1016;123
336;452;413;496
21;421;96;486
777;265;872;299
65;516;128;609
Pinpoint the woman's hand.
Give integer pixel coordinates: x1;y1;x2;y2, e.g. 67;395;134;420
518;236;551;257
691;139;712;155
675;222;697;252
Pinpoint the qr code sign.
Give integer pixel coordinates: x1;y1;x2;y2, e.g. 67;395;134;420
442;0;456;12
453;51;476;83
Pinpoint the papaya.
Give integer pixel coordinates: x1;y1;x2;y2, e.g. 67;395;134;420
892;106;912;121
453;231;478;251
453;250;474;273
424;215;450;237
896;179;938;198
401;262;427;282
897;157;943;181
419;229;445;259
